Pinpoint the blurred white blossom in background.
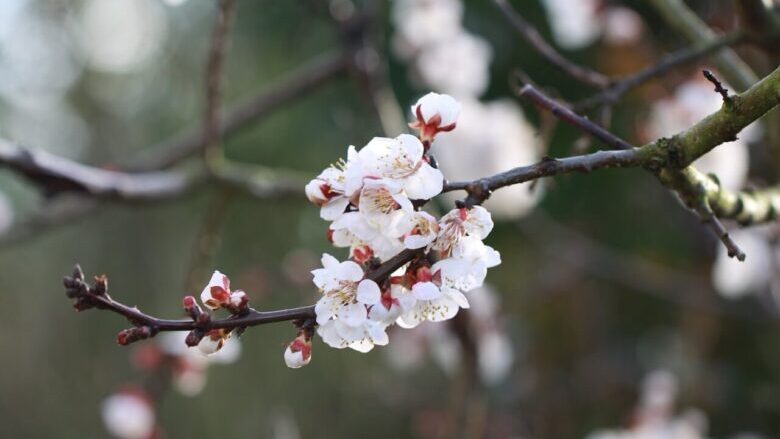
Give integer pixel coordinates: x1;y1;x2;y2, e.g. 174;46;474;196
0;0;90;158
77;0;167;74
540;0;602;49
586;369;709;439
540;0;644;49
158;331;242;396
392;0;543;219
385;285;515;385
101;389;156;439
711;227;774;299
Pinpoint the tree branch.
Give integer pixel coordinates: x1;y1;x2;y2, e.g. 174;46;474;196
443;149;643;205
575;32;745;111
127;51;349;172
202;0;236;161
63;248;424;336
639;65;780;167
492;0;610;88
0;139;201;201
648;0;758;91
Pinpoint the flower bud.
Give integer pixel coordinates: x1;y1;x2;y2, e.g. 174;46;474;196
410;92;461;143
197;329;228;355
117;326;155;346
182;295;203;320
284;334;312;369
200;271;231;310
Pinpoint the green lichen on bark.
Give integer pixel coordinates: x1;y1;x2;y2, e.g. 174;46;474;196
637;66;780;170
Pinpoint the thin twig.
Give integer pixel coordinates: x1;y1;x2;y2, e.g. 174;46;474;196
513;84;754;259
493;0;610;88
64;248;423;335
127;51;349;172
575;32;745;111
648;0;757;91
516;85;634;151
702;69;732;104
443;149;643;205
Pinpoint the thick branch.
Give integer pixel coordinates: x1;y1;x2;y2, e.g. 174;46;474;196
0;139;199;201
493;0;610;88
0;139;306;202
638;65;780;167
509;68;780;258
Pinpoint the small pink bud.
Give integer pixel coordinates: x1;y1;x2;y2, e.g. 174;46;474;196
284;333;312;369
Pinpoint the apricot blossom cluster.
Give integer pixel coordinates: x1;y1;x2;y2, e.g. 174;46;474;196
297;92;502;366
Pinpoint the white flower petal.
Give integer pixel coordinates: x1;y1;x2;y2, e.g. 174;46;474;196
339;301;368;327
338;260;365;282
412;281;442;300
444;287;470;309
357;279;381;304
320;196;350;221
403;164;444;200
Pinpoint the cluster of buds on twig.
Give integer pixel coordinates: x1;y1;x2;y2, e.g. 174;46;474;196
63;265;107;311
182;271;250;355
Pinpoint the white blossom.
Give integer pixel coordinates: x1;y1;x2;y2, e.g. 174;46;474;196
330;211;406;261
101;389;155;439
312;254;381;327
199;270;247;311
305;146;358;220
357;134;444;199
410;92;461;142
403;211;440;250
368;284;409;324
317;318;389;352
395;265;469;328
432;205;494;256
358;178;415;234
435;236;501;292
